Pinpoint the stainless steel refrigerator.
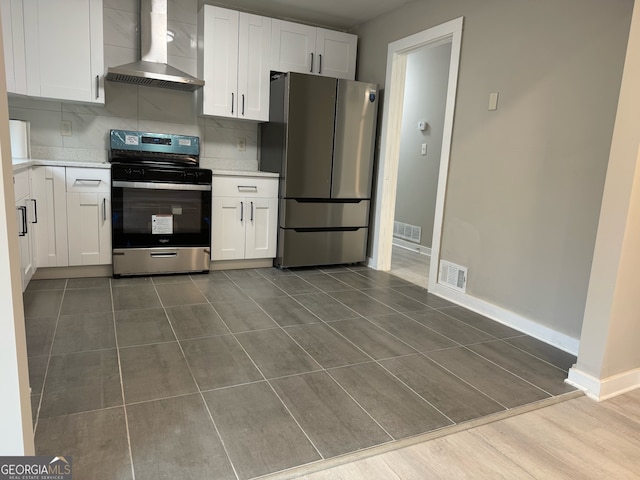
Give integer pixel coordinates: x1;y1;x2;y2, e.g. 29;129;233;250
259;72;378;268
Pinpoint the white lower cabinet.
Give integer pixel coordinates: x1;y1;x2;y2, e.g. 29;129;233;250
31;166;68;267
13;169;36;290
212;176;278;261
65;167;111;266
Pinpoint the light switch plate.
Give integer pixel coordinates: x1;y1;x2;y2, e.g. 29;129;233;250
421;143;427;155
60;120;72;136
488;92;499;111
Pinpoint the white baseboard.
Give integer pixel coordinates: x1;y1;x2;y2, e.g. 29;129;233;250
392;238;431;256
567;367;640;401
430;283;580;355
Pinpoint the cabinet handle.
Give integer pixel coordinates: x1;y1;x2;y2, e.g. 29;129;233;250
96;75;99;99
310;53;314;73
250;201;254;222
74;179;101;185
31;198;38;224
231;92;234;115
242;94;245;116
237;185;258;192
17;206;27;236
319;54;323;74
240;201;244;222
102;198;106;222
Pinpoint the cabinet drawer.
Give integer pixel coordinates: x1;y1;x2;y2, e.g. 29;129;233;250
66;167;110;193
212;176;278;197
13;169;30;201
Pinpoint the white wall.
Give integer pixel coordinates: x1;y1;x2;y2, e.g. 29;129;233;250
7;0;259;171
0;11;34;454
394;42;451;249
355;0;632;341
568;0;640;399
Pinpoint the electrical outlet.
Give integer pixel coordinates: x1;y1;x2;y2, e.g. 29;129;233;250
237;137;246;151
60;120;72;136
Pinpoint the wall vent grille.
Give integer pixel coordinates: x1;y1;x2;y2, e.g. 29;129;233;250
439;260;467;293
393;221;422;243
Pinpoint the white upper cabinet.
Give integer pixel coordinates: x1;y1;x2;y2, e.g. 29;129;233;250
271;19;357;80
1;0;27;94
199;5;271;121
22;0;104;103
314;28;357;80
270;20;316;75
238;13;271;121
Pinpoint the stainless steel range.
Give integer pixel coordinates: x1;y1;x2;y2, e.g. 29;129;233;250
109;130;212;277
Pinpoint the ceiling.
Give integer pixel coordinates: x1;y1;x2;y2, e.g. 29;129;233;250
204;0;414;31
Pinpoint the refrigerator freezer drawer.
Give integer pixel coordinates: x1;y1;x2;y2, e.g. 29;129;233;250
279;199;370;228
277;227;368;268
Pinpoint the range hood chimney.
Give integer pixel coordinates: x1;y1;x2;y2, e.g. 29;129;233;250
105;0;204;91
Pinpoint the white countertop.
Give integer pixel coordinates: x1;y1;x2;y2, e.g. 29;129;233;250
210;169;279;178
12;158;280;178
12;158;111;171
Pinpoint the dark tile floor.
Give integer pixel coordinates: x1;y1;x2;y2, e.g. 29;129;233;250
24;265;578;480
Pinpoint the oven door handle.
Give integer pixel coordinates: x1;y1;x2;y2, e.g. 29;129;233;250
112;181;211;191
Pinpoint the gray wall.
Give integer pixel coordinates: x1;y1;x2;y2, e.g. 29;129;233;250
354;0;632;339
8;0;259;171
394;42;451;249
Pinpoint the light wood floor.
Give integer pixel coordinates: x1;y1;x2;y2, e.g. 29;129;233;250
295;389;640;479
390;245;430;289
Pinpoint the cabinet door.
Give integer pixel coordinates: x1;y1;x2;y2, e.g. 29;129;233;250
315;28;357;80
238;13;271;121
1;0;27;94
212;197;246;260
271;19;316;74
67;192;111;265
31;166;68;267
200;6;239;117
23;0;104;103
245;197;277;259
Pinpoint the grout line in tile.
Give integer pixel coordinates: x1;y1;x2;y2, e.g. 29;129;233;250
109;277;137;480
153;279;242;480
32;281;68;435
418;349;511;411
264;379;326;461
460;345;559;398
503;337;575;373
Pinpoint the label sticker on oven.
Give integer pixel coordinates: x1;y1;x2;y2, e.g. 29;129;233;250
178;139;191;146
125;135;139;146
152;214;173;235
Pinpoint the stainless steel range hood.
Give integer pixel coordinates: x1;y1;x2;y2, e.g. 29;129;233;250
105;0;204;91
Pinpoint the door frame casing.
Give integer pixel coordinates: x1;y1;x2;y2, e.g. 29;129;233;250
368;17;463;292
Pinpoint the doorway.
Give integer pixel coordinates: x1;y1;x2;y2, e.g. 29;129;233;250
368;18;463;292
390;40;453;289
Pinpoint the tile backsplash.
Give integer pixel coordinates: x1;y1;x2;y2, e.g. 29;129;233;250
8;0;260;171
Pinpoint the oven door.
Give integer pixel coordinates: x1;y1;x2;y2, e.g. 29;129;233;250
111;180;212;249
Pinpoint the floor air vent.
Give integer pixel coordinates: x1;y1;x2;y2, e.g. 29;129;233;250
393;221;422;243
439;260;467;293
